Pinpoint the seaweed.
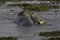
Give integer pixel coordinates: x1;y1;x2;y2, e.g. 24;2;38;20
0;37;17;40
48;37;60;40
39;31;60;37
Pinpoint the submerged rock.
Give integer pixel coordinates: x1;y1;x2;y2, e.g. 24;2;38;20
16;16;33;26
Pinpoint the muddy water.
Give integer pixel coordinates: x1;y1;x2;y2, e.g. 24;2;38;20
0;6;60;40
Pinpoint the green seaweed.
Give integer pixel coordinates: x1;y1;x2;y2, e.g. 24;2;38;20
48;37;60;40
8;3;60;11
0;37;17;40
39;31;60;37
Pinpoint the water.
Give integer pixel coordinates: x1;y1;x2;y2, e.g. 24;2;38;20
0;6;60;40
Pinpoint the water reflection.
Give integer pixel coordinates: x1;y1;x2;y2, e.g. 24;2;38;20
16;26;32;37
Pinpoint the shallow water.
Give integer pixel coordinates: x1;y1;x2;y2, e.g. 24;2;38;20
0;6;60;40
